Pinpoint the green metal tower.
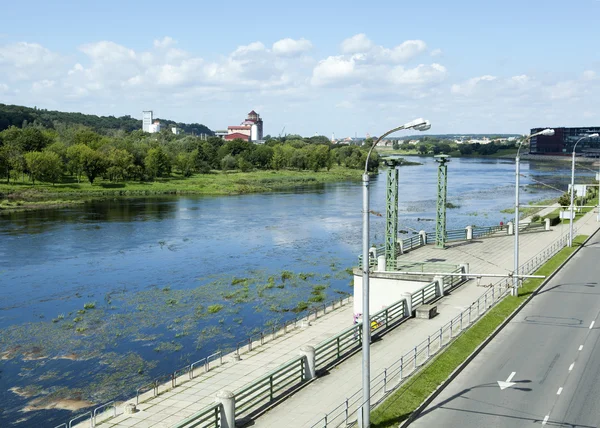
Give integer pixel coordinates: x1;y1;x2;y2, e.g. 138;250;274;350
384;158;400;269
435;155;450;248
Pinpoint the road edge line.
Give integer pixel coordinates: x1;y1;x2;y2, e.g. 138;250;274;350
401;228;600;427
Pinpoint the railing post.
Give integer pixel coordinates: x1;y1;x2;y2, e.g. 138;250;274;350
414;347;417;369
427;337;430;358
345;398;349;425
300;346;316;380
216;391;236;428
439;327;442;347
385;308;389;329
400;357;403;380
460;312;463;330
384;368;388;393
469;306;472;324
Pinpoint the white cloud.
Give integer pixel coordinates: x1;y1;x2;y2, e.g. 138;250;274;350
582;70;597;80
0;42;64;81
0;82;8;92
154;36;175;49
80;41;136;63
430;48;442;57
311;55;357;86
341;33;374;54
272;38;312;56
31;79;55;92
451;75;497;95
388;63;447;85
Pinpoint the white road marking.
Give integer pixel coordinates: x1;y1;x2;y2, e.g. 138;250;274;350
557;387;563;395
590;321;595;329
497;371;517;390
569;363;574;371
579;345;584;351
542;415;549;425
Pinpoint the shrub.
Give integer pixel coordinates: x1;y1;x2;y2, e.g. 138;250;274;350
83;302;95;309
531;214;541;223
544;213;561;226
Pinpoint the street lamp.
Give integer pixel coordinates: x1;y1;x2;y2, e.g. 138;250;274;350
360;118;430;428
569;133;599;246
513;128;554;296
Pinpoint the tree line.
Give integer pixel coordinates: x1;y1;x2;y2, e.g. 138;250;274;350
392;137;519;156
0;125;379;185
0;103;213;136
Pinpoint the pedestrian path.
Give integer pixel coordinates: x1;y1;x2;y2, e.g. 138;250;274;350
254;210;600;427
87;209;600;428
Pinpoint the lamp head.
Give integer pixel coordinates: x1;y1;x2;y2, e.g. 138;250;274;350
402;118;430;130
589;133;599;138
539;128;555;136
414;120;432;132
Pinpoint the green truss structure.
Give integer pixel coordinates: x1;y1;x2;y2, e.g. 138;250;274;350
435;155;450;248
385;159;400;269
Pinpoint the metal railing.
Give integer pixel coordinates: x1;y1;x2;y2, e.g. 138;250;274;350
310;230;576;428
445;229;467;242
314;297;406;371
401;235;422;252
411;281;438;309
472;224;505;239
235;357;306;419
172;403;221;428
518;222;546;233
389;261;458;273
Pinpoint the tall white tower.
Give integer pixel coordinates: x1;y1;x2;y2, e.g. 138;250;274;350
142;111;153;132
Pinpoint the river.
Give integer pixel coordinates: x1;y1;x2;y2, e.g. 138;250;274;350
0;157;592;426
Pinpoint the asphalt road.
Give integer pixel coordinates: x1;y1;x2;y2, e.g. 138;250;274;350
409;231;600;428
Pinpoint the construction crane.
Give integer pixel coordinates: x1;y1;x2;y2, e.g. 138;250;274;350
279;126;286;139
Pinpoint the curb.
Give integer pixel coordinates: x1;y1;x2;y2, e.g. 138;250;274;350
401;227;600;427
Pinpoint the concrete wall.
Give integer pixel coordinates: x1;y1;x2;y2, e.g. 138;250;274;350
353;275;430;319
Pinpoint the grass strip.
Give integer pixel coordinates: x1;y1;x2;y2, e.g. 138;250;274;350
370;234;589;428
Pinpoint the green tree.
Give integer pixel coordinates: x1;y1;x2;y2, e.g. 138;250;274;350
271;146;287;170
106;147;134;181
221;154;237;171
175;150;197;177
24;151;62;184
145;147;171;179
66;144;89;182
417;144;428;155
392;141;400;150
81;148;107;184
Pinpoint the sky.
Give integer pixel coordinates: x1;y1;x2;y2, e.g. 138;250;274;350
1;0;599;137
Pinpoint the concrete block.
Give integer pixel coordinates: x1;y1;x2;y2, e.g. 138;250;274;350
415;304;438;319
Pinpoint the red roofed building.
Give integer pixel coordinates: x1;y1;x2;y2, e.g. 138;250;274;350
225;110;264;142
224;132;251;141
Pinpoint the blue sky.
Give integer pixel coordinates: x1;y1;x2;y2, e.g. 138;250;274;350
1;0;599;136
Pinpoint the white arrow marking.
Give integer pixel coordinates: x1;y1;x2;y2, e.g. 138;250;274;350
542;415;549;425
497;371;517;390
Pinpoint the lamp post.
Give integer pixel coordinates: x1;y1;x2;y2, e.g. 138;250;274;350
569;133;600;246
360;118;430;428
513;129;554;296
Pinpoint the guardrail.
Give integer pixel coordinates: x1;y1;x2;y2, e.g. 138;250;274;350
401;235;422;252
390;261;458;273
519;222;546;234
235;357;306;420
411;281;437;309
445;229;467;242
310;230;576;428
472;224;505;239
172;403;221;428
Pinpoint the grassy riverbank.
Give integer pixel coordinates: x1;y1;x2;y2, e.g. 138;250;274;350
370;235;588;427
0;167;362;212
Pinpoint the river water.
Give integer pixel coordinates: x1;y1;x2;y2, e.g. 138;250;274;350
0;157;592;426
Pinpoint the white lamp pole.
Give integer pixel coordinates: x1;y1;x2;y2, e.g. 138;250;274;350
569;133;599;246
360;118;430;428
513;129;554;296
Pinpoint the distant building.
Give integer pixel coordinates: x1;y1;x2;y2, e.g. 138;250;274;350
148;120;161;133
142;111;153;132
530;127;600;155
225;110;264;142
171;127;180;135
214;130;228;139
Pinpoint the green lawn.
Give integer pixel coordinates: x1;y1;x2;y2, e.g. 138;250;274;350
370;235;589;427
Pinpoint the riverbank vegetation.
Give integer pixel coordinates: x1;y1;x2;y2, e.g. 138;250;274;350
0;123;380;210
378;136;520;158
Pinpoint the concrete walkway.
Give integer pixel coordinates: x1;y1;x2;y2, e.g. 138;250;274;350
254;210;600;427
89;208;600;428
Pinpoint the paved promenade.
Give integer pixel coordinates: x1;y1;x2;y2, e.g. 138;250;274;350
89;207;600;428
